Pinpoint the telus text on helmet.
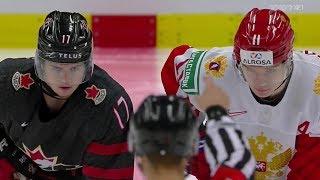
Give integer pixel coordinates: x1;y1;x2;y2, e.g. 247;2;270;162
58;53;82;59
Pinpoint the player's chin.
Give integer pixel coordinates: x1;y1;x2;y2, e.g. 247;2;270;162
252;88;273;98
55;87;77;98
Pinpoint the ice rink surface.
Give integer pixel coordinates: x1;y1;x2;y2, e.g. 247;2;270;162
1;47;319;110
1;47;320;180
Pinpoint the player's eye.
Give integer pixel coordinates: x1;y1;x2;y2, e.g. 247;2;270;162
70;65;81;72
51;66;62;72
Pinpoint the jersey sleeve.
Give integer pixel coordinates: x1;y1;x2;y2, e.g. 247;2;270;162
161;45;226;112
161;45;209;97
288;119;320;178
0;59;12;126
161;44;191;96
288;134;320;179
287;50;320;179
81;88;134;179
0;58;33;127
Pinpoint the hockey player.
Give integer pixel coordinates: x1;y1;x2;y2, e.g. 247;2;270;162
0;11;134;179
128;94;255;180
161;8;320;179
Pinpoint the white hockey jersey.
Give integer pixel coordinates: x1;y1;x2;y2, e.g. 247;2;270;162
161;45;320;179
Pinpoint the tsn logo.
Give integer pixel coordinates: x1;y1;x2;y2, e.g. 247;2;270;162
0;138;8;152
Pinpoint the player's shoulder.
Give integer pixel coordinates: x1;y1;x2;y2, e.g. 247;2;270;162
170;45;233;60
192;46;234;80
292;51;320;134
291;50;320;102
0;57;34;74
80;64;131;107
170;44;232;55
0;58;36;92
170;44;192;56
292;50;320;87
91;64;128;97
293;50;320;69
79;65;133;136
169;45;233;70
204;46;234;67
171;45;235;95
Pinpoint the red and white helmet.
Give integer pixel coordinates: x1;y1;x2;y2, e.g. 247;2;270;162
233;8;294;66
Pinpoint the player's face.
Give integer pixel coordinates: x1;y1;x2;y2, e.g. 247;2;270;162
241;62;289;98
43;62;85;98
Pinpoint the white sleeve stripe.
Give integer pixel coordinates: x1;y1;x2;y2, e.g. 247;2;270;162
205;135;218;164
204;142;218;176
226;127;243;149
218;128;235;157
223;128;245;167
213;128;228;163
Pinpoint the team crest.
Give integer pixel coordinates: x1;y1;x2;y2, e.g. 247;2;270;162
248;132;293;179
313;74;320;95
85;85;106;105
204;56;228;78
22;144;81;171
12;72;34;91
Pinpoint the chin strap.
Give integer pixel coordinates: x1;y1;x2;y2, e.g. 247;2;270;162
39;80;67;100
33;70;66;100
259;62;293;103
267;62;293;96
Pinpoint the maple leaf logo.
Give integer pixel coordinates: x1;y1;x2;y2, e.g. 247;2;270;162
23;144;58;170
12;72;34;91
84;85;106;105
22;144;81;171
85;85;100;100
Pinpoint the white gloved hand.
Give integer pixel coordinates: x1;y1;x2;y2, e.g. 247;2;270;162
204;108;256;179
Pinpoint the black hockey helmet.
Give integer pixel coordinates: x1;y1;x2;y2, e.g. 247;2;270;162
128;95;199;158
35;10;93;86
